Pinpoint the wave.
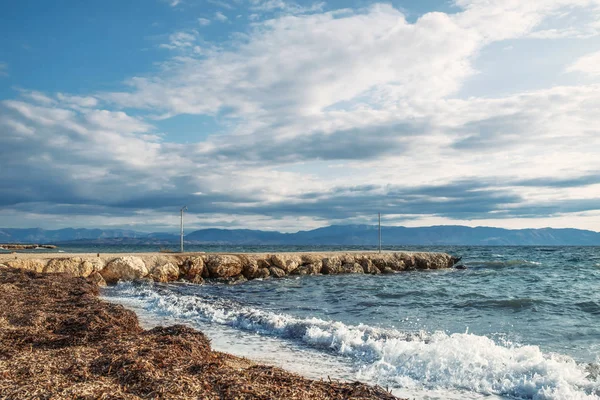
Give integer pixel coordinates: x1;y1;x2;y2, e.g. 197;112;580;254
575;301;600;315
457;298;546;311
468;259;543;268
104;282;600;400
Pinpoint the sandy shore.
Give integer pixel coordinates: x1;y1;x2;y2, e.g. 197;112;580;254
0;266;401;399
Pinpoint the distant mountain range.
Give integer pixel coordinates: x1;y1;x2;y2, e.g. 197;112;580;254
1;225;600;246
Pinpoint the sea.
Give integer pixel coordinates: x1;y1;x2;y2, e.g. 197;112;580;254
15;244;600;399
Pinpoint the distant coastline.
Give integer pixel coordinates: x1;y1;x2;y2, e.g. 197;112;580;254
2;225;600;246
0;244;57;250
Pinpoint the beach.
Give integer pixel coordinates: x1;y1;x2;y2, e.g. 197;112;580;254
0;265;400;399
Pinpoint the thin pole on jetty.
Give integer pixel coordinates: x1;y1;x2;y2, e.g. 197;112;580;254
180;206;187;253
378;212;382;254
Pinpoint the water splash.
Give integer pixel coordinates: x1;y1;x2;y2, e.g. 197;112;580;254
104;282;600;400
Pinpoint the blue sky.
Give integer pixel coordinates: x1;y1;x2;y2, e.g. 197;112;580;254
1;0;600;232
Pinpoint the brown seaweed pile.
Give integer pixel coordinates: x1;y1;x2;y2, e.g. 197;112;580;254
0;267;401;399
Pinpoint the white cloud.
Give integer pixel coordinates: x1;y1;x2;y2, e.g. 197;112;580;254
159;30;198;49
19;90;55;105
198;17;211;26
215;11;229;22
567;50;600;75
4;1;600;230
106;5;481;118
208;0;234;9
0;62;7;77
56;93;99;108
249;0;325;14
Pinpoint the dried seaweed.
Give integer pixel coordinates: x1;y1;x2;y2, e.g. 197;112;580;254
0;267;401;400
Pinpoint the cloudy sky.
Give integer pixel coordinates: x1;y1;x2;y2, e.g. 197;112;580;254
1;0;600;233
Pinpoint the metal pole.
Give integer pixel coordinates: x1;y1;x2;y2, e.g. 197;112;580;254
180;206;187;253
378;212;381;254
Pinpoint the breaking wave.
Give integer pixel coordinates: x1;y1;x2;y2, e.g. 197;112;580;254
105;282;600;400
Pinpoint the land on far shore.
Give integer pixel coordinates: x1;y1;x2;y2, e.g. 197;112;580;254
2;224;600;246
0;266;400;399
0;244;57;250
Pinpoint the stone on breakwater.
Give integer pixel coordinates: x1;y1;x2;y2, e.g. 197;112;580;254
291;263;321;276
300;254;323;266
205;255;243;278
6;259;45;273
255;268;270;279
270;254;301;273
359;258;380;274
322;257;342;275
342;263;364;274
44;257;96;277
239;255;259;279
88;271;107;287
179;256;206;280
151;262;179;283
100;256;148;283
269;266;286;278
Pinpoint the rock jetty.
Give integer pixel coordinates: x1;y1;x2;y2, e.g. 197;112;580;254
0;251;459;286
0;243;57;250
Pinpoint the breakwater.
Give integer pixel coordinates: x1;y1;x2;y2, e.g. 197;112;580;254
0;251;459;286
0;244;57;250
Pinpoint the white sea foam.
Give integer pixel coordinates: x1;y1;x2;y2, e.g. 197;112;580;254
104;283;600;400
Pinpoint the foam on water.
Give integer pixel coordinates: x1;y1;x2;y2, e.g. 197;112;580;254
103;282;600;400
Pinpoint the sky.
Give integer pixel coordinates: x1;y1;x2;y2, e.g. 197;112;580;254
1;0;600;233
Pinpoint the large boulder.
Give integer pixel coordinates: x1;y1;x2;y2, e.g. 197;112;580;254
44;257;96;277
270;254;301;273
205;255;243;278
300;254;323;265
150;262;180;283
398;253;415;270
370;255;398;271
6;259;45;273
80;258;105;276
322;257;342;275
239;256;260;279
341;263;364;274
179;256;205;280
340;254;357;265
88;272;107;287
291;263;322;276
100;256;149;283
413;253;454;270
359;258;380;274
255;268;270;279
269;266;286;278
142;255;173;270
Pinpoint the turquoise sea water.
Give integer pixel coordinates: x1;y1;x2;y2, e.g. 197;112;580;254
95;245;600;399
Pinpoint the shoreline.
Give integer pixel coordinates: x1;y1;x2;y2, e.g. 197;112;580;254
0;266;401;399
